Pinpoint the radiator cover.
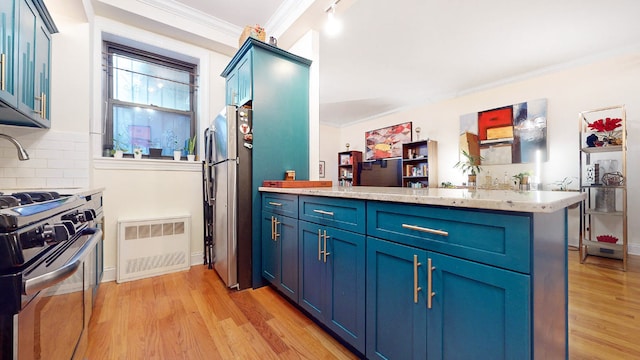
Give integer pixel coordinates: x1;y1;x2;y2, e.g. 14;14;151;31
117;215;191;283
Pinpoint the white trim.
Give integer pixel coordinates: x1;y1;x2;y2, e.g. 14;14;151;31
94;157;201;171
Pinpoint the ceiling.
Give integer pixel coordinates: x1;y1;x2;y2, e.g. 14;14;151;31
83;0;640;126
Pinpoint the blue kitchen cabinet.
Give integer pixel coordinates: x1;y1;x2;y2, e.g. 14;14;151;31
225;51;251;106
298;220;365;353
222;38;311;288
0;0;56;128
0;0;18;107
366;237;427;360
366;236;531;360
261;193;299;302
261;211;299;302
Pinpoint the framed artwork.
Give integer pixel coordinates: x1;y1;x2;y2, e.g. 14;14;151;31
319;161;326;178
365;122;412;160
459;99;547;165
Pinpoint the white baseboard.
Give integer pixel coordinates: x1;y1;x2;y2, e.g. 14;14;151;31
101;251;208;284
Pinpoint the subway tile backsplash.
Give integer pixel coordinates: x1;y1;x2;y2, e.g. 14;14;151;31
0;126;89;190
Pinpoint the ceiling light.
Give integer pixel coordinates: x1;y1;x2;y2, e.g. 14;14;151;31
325;1;342;36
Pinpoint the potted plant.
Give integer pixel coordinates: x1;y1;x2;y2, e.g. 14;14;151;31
513;171;531;190
186;134;196;161
454;150;482;187
133;147;143;159
111;137;128;159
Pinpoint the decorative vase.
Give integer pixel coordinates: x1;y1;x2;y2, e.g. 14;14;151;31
187;154;195;162
133;149;143;159
173;150;181;161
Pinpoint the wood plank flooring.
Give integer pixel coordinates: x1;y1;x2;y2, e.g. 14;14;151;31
86;250;640;359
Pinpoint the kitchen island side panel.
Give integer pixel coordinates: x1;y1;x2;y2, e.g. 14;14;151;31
250;45;310;288
532;209;568;359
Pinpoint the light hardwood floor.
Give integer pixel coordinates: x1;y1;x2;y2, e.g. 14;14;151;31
86;250;640;359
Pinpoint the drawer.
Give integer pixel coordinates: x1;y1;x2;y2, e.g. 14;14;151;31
262;193;298;218
367;202;531;273
299;196;365;234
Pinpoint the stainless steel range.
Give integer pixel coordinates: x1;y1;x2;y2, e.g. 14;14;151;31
0;190;103;360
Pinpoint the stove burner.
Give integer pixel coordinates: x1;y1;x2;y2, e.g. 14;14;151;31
0;196;20;209
12;191;60;204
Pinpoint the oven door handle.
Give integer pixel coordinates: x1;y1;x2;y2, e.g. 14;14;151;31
23;228;102;296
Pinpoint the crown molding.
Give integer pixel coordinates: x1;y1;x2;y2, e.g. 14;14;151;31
266;0;316;39
135;0;242;38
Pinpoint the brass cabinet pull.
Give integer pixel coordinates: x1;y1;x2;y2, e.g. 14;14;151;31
268;202;282;207
317;229;323;261
427;258;436;309
1;53;5;91
402;223;449;237
413;255;422;303
323;230;330;263
34;92;46;118
313;209;334;216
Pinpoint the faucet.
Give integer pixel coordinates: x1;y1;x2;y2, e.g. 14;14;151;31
0;134;30;161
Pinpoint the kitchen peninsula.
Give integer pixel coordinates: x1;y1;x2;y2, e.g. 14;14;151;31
259;186;585;359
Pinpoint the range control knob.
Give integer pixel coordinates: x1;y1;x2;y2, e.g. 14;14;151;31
61;211;86;224
42;221;76;242
83;209;96;221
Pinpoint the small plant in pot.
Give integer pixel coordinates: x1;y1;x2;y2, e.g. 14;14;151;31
186;135;197;161
110;138;128;159
454;150;482;187
513;171;531;190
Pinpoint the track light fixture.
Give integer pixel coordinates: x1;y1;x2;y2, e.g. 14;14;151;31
325;0;342;36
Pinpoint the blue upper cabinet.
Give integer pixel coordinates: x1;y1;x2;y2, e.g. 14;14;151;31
0;0;18;107
0;0;56;128
222;38;312;287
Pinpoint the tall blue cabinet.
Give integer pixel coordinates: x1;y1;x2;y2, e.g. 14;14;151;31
221;38;311;288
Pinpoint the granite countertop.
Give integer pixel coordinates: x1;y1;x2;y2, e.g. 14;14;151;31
259;186;586;213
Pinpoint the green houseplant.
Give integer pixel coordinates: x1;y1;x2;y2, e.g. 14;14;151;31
186;135;196;161
454;150;483;186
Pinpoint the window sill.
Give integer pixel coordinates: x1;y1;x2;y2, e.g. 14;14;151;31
94;157;201;172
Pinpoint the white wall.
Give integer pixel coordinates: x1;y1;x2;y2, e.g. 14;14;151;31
331;50;640;253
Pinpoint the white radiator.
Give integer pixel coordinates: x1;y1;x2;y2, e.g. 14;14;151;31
117;215;191;283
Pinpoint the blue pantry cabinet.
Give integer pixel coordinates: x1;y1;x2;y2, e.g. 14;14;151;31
221;38;311;287
0;0;56;128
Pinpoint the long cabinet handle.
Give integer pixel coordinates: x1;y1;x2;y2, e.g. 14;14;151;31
317;229;323;261
0;53;5;91
271;216;275;240
323;230;330;263
273;218;280;240
427;258;436;309
268;202;282;207
413;255;422;303
402;224;449;237
313;209;334;216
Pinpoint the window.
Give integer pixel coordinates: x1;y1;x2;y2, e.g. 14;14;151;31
103;41;197;158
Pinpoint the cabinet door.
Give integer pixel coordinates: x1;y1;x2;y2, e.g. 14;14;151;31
427;252;531;360
33;14;50;125
261;211;299;302
366;237;427;360
298;221;327;317
236;52;252;106
0;0;18;106
325;226;365;353
225;70;238;105
17;0;37;117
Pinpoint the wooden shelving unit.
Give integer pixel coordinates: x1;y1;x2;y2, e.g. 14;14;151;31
578;105;627;271
338;151;362;186
401;140;437;188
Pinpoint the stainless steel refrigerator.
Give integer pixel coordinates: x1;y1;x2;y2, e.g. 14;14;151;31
206;105;253;289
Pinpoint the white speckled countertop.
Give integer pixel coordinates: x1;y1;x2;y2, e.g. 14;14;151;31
259;186;586;213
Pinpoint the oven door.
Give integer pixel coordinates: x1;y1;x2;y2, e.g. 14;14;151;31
17;228;102;360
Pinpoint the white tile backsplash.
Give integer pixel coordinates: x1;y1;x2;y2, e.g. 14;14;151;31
0;125;89;190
